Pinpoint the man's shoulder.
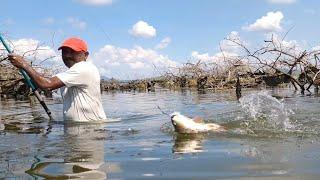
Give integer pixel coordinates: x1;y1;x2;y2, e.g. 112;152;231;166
73;61;98;71
57;61;99;80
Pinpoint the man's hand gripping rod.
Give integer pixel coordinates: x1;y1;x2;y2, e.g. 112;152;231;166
0;33;53;119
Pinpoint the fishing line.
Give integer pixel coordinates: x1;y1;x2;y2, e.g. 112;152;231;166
81;13;126;79
157;105;170;117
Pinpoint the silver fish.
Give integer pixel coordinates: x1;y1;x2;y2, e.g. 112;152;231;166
170;112;226;134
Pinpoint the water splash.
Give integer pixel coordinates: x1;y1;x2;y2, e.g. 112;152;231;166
239;91;295;131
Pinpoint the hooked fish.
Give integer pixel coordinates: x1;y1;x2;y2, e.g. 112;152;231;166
170;112;226;134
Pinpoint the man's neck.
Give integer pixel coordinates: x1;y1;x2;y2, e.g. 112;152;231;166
69;59;86;67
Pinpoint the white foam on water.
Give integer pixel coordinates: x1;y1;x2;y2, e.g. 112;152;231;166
141;157;161;161
101;118;122;123
239;91;294;131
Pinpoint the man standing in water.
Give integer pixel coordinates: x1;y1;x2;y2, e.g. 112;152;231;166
8;37;107;122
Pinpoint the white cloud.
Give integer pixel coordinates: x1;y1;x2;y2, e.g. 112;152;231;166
243;11;284;32
155;37;171;50
129;61;145;69
258;34;304;58
192;50;244;74
12;39;60;64
75;0;113;6
191;51;216;62
191;51;238;63
312;45;320;51
278;39;299;49
220;31;243;53
267;0;296;4
0;38;64;74
67;17;87;30
269;34;301;51
190;50;241;73
190;31;244;68
91;45;178;79
129;21;156;38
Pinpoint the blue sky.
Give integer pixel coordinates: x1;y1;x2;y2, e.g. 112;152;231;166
1;0;320;79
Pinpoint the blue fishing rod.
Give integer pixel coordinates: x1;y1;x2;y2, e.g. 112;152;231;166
0;33;53;119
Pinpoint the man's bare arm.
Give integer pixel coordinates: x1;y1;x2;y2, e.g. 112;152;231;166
22;65;65;90
8;54;65;91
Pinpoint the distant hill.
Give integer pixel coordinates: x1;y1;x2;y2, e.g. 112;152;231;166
101;76;111;80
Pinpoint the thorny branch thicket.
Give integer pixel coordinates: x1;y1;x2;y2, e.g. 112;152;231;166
0;39;61;99
160;33;320;94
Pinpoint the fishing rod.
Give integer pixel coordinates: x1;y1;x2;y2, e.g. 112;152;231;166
0;33;53;119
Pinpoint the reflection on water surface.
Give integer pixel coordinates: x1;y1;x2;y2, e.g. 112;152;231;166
1;88;320;179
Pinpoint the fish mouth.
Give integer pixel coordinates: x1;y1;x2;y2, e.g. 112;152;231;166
170;114;189;133
171;115;177;126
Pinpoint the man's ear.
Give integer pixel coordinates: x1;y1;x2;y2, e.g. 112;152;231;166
85;52;89;57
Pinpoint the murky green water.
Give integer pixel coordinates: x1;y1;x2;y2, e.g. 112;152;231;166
1;88;320;179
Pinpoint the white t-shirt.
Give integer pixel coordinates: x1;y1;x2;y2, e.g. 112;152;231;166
55;61;107;122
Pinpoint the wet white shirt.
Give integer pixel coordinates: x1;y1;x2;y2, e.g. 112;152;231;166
55;61;107;122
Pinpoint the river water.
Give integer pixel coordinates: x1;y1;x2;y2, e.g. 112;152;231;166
1;88;320;179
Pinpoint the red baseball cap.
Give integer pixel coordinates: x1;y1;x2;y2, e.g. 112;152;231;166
58;37;88;52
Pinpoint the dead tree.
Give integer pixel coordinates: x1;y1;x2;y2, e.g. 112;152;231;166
226;33;318;94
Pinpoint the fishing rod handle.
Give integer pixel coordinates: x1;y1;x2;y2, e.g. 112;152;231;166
0;34;13;53
0;33;38;90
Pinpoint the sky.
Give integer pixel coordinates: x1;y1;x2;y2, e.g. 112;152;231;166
1;0;320;79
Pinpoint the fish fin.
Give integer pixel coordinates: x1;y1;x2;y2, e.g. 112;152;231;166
208;123;226;131
192;116;204;123
208;123;221;129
